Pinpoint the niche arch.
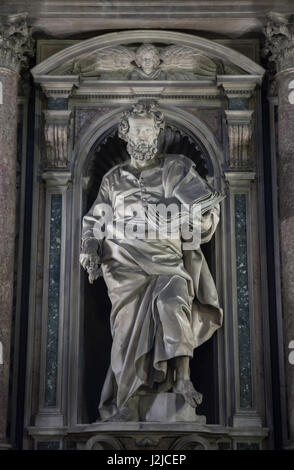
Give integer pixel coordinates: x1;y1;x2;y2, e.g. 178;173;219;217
72;104;223;181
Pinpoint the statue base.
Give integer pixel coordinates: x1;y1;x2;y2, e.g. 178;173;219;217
28;421;269;450
138;392;206;423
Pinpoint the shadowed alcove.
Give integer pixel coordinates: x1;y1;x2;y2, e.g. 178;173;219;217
82;124;219;424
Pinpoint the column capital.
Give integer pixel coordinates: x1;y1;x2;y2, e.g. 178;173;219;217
0;13;34;74
263;12;294;74
225;110;254;126
41;171;72;188
225;171;256;187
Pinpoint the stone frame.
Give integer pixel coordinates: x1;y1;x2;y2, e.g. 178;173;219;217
21;30;272;449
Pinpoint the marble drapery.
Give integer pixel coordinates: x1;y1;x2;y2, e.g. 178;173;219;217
81;154;223;419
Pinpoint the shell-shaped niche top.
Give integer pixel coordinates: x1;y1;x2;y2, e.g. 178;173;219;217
48;42;245;80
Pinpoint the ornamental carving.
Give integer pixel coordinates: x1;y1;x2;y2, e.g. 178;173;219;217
263;12;294;73
0;13;34;73
51;42;243;81
43;110;72;169
225;110;254;170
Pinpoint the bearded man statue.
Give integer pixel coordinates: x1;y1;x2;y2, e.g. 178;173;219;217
80;102;224;422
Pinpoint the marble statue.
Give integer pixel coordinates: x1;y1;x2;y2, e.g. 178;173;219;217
80;102;224;422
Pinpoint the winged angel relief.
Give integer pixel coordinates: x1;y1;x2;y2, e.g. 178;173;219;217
70;43;218;80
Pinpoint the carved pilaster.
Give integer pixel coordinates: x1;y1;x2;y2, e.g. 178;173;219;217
0;13;34;74
35;171;71;428
225;110;254;170
43;110;72;169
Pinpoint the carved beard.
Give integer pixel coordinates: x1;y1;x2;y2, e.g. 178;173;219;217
127;139;158;161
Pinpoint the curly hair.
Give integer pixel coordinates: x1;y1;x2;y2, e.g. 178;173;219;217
135;43;161;68
118;102;165;142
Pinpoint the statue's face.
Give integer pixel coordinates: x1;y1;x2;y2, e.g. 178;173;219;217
127;116;158;145
138;52;159;75
126;116;159;162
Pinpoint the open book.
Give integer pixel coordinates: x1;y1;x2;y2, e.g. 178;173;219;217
145;181;226;229
198;191;226;214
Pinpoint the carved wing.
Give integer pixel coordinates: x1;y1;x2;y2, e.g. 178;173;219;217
73;45;135;77
160;45;217;78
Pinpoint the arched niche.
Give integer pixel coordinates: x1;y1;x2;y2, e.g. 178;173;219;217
70;105;224;423
72;104;223;181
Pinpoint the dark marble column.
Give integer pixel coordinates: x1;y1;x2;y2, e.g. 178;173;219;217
0;13;33;448
264;12;294;447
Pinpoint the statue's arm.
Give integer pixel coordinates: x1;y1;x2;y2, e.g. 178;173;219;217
80;176;112;283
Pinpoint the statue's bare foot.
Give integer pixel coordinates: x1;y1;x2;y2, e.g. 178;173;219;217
103;407;137;422
173;379;203;408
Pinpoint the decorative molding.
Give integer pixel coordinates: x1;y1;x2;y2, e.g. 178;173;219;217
73;80;220;96
27;422;270;450
0;13;34;74
35;76;79;99
42;171;72;188
233;411;262;428
135;437;160;447
171;434;209;450
85;434;124;450
217;75;261;99
70;80;222;101
225;171;256;186
263;12;294;73
42;111;72;169
71;93;221;101
31;30;265;78
35;38;262;67
0;2;292;39
225;111;255;170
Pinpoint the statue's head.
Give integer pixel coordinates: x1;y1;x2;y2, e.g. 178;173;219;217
135;44;161;75
118;102;165;162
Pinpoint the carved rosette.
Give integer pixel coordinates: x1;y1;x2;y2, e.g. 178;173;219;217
225;110;254;170
43;110;72;169
263;13;294;73
0;13;34;74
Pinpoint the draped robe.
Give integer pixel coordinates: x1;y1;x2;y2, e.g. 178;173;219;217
81;154;223;420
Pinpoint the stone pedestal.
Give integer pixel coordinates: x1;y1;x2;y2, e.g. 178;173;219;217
27;422;269;450
0;13;33;446
139;393;206;423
